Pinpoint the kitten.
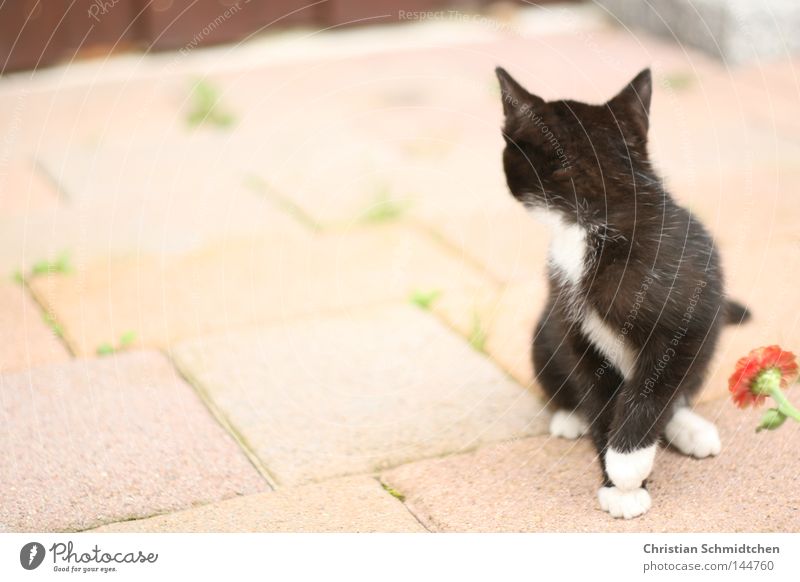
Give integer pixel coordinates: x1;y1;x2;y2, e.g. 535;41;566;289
495;67;750;519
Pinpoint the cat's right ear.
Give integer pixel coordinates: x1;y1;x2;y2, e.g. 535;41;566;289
495;67;544;119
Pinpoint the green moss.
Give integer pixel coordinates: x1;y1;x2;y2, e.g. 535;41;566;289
30;252;72;277
468;310;487;353
97;331;137;356
119;330;137;348
96;343;115;357
409;289;441;310
381;482;406;502
186;79;236;129
42;312;63;338
361;186;408;224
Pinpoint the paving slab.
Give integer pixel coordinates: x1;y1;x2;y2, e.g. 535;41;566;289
0;351;267;532
27;225;494;356
0;197;308;277
172;305;548;486
0;137;310;275
0;282;71;373
249;130;406;228
671;165;800;247
432;281;545;388
648;72;800;184
0;159;61;217
0;77;187;154
382;391;800;532
92;477;424;532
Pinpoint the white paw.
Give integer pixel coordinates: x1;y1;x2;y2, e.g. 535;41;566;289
598;486;652;519
549;410;589;440
664;408;721;458
605;445;657;491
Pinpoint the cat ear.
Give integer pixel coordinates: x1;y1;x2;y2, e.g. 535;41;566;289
608;68;652;136
495;67;544;119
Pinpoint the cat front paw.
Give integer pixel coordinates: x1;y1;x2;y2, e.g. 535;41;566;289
549;410;589;439
598;486;651;519
664;408;721;458
605;444;657;491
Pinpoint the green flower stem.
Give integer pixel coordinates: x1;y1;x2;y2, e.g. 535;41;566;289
769;386;800;423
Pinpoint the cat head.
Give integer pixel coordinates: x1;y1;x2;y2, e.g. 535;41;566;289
496;67;653;221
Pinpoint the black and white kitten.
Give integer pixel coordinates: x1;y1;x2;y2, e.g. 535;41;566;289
495;67;750;519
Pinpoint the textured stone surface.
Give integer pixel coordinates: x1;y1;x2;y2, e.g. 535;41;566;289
383;392;800;532
0;352;267;532
173;305;548;486
92;477;424;532
401;142;549;284
0;160;61;217
0;138;310;275
433;281;546;388
0;77;186;153
0;283;71;373
671;166;800;247
28;226;492;355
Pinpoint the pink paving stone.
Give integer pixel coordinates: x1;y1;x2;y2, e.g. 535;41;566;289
722;59;800;142
0;282;70;374
171;305;548;486
0;136;310;275
92;477;424;533
251;129;405;227
648;72;800;184
0;77;186;153
27;225;494;356
432;280;546;388
0;160;61;217
670;165;800;248
414;189;548;285
382;392;800;532
0;351;267;532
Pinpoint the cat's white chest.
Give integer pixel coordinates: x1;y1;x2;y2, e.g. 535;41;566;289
580;309;636;379
530;206;636;379
529;207;587;284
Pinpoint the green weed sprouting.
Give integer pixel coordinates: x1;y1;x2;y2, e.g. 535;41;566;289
186;79;236;128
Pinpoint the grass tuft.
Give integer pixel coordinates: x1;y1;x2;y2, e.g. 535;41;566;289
96;331;137;357
96;343;115;357
381;482;406;502
468;310;487;353
30;252;72;277
361;186;408;224
409;289;441;310
42;312;63;338
186;79;236;128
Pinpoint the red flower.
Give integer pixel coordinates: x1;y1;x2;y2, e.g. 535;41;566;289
728;345;799;408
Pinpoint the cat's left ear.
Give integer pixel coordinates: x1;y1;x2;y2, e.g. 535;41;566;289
608;68;652;137
495;67;544;119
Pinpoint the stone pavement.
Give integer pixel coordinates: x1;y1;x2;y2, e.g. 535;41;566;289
1;4;799;532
